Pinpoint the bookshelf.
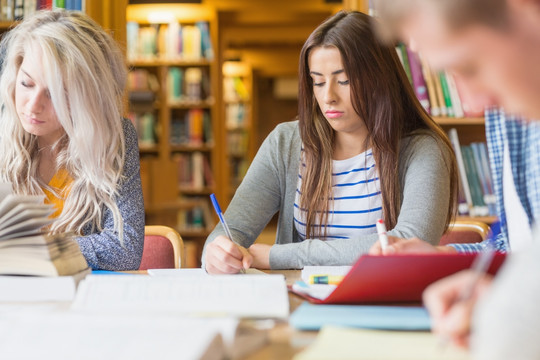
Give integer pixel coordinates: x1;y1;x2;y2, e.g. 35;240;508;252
395;40;497;225
222;61;255;200
126;3;224;257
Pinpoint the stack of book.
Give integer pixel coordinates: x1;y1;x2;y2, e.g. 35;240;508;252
0;183;90;301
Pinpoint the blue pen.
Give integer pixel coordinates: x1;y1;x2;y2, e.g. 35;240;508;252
210;193;246;273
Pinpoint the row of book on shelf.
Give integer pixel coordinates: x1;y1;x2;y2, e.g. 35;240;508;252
397;43;483;119
1;0;83;21
127;20;213;62
171;108;212;146
167;66;211;103
129;108;214;148
173;151;214;192
128;67;212;104
449;128;496;217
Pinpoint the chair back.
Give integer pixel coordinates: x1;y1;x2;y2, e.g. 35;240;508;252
139;225;185;269
439;220;491;246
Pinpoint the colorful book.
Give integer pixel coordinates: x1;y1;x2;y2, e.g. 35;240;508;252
438;72;454;117
445;71;465;118
431;67;447;116
406;47;430;113
418;54;440;116
397;44;413;86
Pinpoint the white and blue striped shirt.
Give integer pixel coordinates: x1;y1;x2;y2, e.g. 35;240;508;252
294;149;382;241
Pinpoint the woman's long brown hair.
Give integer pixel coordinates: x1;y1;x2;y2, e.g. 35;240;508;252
298;10;457;238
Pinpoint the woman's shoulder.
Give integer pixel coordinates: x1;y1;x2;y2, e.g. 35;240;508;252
272;119;300;136
400;129;443;153
264;120;300;146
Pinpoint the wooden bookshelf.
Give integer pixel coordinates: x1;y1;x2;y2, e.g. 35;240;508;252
126;3;224;252
222;61;255;200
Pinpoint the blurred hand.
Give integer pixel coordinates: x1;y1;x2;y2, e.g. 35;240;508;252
204;235;253;274
423;270;494;349
248;243;272;269
369;236;457;255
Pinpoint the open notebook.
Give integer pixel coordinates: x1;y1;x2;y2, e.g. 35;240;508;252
72;274;289;319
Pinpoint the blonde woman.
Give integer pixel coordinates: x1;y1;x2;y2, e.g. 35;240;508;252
203;11;457;273
0;10;144;270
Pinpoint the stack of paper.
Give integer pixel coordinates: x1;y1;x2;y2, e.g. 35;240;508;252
72;274;289;319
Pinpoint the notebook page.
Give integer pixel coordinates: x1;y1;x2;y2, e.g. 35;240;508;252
72;274;289;319
294;326;470;360
0;313;234;360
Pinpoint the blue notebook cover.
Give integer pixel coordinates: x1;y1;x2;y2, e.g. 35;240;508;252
290;302;431;331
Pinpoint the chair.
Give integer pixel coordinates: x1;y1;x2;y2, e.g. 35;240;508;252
139;225;185;270
439;220;491;246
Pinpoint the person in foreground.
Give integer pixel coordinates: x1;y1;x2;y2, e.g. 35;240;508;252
374;0;540;358
202;10;457;273
0;10;145;270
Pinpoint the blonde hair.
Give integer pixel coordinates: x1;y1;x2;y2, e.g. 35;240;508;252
0;10;128;242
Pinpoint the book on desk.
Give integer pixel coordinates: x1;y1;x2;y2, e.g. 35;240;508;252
0;182;90;302
292;253;506;304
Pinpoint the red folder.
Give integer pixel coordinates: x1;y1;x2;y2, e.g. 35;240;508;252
294;253;506;304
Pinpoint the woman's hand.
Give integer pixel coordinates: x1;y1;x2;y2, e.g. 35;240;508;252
423;270;494;349
204;235;253;274
248;243;272;269
369;236;457;255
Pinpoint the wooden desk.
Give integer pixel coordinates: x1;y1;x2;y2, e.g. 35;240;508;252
244;270;317;360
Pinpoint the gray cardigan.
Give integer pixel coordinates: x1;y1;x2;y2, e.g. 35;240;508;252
77;118;145;270
203;120;452;269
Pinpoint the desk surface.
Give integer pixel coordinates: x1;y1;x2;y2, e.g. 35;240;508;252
244;270;316;360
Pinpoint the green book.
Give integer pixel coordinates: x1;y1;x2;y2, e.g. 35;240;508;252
438;72;454;117
397;44;413;86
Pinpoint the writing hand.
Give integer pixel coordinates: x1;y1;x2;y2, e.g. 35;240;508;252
423;270;493;349
205;235;253;274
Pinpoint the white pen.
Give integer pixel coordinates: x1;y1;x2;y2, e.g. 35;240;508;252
210;193;246;274
376;218;389;251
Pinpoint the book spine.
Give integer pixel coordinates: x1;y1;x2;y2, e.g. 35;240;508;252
397;44;413;86
471;142;496;215
406;48;430;113
418;54;440;116
431;68;447;116
438;72;454;117
444;71;465;118
448;128;473;214
462;145;489;216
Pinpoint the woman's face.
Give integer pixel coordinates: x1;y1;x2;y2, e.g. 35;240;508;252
15;46;63;147
308;46;365;137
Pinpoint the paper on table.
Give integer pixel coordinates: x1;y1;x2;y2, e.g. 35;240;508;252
72;274;289;319
293;326;471;360
0;312;266;360
148;268;267;277
294;266;351;300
